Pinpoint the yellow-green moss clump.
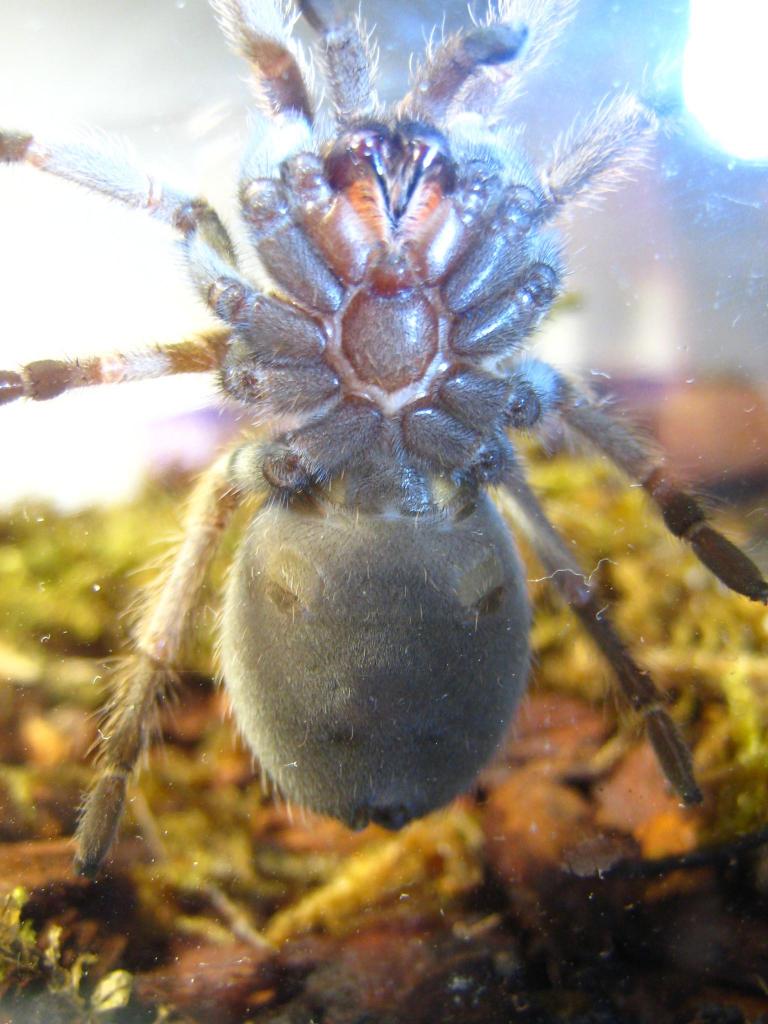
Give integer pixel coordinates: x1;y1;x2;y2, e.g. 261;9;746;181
514;449;768;840
0;446;766;968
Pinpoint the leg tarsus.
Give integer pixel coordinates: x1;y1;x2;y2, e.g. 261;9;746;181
75;653;170;876
212;0;314;120
688;526;768;604
75;772;129;877
539;91;659;219
454;0;578;118
646;709;702;806
644;467;768;603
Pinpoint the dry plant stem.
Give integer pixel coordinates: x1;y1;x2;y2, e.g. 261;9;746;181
131;791;274;951
498;466;702;806
0;328;231;406
562;400;768;604
75;454;241;877
203;885;276;951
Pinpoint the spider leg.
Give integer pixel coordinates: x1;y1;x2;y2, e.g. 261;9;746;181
0;129;330;326
0;128;276;325
0;130;236;267
497;458;702;806
504;358;768;603
538;91;659;219
399;22;529;123
211;0;314;120
277;400;384;482
297;0;378;122
453;0;578;119
0;228;329;409
0;327;231;407
504;356;566;428
75;447;253;876
0;127;248;321
259;404;436;513
562;396;768;605
237;176;344;314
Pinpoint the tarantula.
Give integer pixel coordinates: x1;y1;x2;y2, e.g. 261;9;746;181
1;0;765;878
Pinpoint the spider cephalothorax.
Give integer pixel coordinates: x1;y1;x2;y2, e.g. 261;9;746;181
217;101;563;516
1;0;766;876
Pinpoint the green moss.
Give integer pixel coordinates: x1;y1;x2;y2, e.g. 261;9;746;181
0;888;133;1020
518;445;768;837
0;448;766;952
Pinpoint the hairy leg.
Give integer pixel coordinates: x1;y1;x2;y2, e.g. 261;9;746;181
453;0;578;119
0;131;236;266
0;327;231;406
211;0;314;120
562;398;768;604
0;129;344;333
399;23;529;123
0;128;251;321
538;91;660;218
298;0;378;122
75;449;250;876
497;458;702;805
505;357;768;603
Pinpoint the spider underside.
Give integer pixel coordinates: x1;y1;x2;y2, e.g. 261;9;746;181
1;0;766;877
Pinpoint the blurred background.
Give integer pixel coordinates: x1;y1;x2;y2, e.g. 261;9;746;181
0;0;766;507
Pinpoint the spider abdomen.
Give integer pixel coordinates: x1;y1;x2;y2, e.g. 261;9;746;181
221;493;530;829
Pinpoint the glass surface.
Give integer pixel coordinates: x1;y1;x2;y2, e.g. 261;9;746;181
0;3;766;1021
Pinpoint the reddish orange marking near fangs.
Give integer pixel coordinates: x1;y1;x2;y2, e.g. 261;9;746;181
345;178;392;243
398;179;446;237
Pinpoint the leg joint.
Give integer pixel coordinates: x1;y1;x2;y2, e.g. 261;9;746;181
644;468;705;538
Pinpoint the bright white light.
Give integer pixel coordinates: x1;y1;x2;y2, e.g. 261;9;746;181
683;0;768;161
